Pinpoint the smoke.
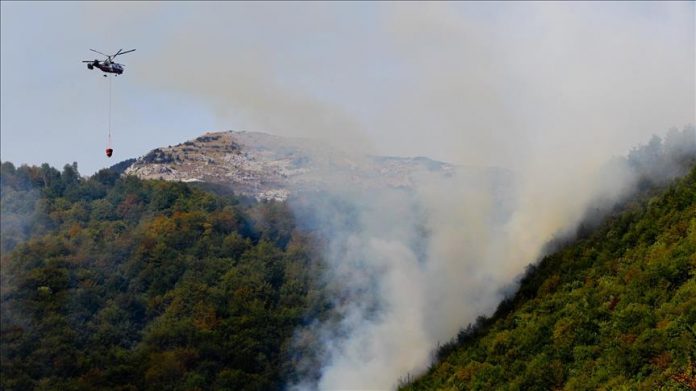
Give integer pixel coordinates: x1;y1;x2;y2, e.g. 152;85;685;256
54;2;695;388
131;3;376;155
284;125;695;390
0;165;42;254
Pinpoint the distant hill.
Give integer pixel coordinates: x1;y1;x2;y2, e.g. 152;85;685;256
124;130;508;201
108;158;136;175
402;163;696;390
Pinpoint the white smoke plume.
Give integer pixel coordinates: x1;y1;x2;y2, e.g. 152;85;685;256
285;124;695;390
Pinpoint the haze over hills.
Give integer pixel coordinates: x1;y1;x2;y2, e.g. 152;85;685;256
403;162;696;391
96;126;696;389
1;127;695;390
123;131;512;202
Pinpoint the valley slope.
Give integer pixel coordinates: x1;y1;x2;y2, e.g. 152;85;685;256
402;165;696;390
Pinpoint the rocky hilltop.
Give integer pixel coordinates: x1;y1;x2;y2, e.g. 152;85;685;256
124;131;466;201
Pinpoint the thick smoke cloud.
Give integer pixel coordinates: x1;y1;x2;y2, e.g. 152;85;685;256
285;126;695;390
130;2;693;169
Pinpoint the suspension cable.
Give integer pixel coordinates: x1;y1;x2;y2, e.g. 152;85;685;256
108;75;112;148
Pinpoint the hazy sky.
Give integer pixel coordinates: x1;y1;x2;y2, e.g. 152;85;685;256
1;1;694;175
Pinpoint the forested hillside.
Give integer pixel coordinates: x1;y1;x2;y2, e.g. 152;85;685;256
0;162;325;390
2;129;695;391
403;165;696;390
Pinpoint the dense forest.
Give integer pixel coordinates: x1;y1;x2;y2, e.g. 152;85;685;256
403;164;696;389
0;162;326;390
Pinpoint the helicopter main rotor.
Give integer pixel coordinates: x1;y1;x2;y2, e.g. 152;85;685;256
90;48;109;57
89;48;136;62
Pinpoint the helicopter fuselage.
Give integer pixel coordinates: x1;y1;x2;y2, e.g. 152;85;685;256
83;49;133;76
87;60;124;75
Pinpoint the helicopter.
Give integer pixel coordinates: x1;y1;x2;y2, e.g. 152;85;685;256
82;48;135;76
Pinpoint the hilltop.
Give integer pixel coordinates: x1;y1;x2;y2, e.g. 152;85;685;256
123;131;468;201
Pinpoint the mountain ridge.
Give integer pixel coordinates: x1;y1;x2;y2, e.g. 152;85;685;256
123;130;504;201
